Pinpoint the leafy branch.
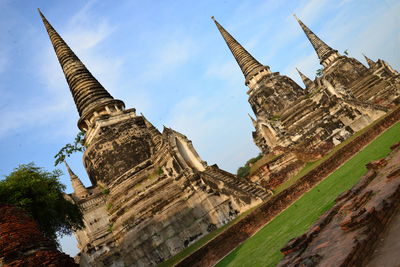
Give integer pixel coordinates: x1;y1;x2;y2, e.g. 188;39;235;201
316;68;323;77
54;131;86;166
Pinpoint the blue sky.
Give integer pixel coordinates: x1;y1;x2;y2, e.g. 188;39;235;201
0;0;399;256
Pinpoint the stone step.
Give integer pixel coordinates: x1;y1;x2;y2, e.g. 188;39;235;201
203;169;269;199
352;76;381;96
351;74;379;89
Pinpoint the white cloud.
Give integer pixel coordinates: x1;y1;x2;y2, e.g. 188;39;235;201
64;21;114;51
0;97;73;138
205;60;241;84
294;0;330;23
139;38;197;81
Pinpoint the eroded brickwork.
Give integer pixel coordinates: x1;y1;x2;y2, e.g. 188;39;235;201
0;204;78;267
278;143;400;267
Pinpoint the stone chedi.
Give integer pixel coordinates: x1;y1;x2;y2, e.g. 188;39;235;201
213;16;399;158
39;10;269;267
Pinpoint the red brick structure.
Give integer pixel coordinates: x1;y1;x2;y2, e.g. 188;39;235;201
278;142;400;266
0;204;78;267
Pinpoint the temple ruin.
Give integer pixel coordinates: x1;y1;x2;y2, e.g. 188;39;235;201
213;15;399;187
37;8;400;266
38;10;269;267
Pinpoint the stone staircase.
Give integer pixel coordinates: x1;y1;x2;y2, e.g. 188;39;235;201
201;166;270;200
342;98;388;112
350;74;385;100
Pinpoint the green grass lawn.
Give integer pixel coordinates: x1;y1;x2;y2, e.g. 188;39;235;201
217;121;400;267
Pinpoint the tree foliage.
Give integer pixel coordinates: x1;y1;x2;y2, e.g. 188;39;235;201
54;131;86;166
237;165;251;178
0;163;84;243
237;153;263;178
316;68;323;77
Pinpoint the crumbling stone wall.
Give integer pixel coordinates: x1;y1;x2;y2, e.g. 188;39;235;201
323;57;369;90
350;59;400;107
84;115;153;186
261;160;304;189
0;204;78;267
248;73;303;119
278;142;400;267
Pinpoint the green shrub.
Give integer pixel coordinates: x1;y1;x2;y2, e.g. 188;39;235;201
237;166;250;178
237;154;263;178
0;163;84;243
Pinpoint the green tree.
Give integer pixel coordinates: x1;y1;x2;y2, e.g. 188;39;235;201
237;165;250;178
0;163;84;243
237;153;263;178
54;131;86;166
316;68;323;77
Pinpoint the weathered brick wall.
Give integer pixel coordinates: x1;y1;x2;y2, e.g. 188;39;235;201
261;160;304;189
176;106;400;267
0;204;78;267
278;143;400;266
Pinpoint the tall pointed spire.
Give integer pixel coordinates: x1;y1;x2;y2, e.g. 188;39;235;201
294;14;339;67
248;113;257;127
211;16;270;85
38;9;125;130
363;53;376;68
65;161;89;198
296;68;313;88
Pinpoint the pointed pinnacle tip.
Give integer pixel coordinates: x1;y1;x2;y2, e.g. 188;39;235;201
38;8;47;21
